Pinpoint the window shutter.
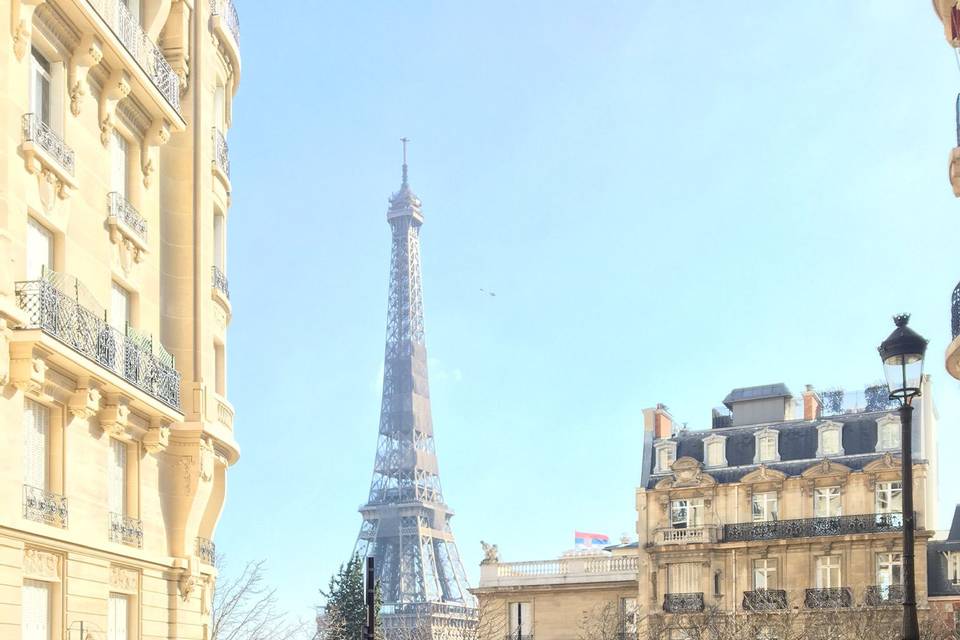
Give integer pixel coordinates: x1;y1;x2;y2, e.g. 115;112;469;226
109;593;129;640
22;400;48;490
108;439;126;516
668;562;700;593
26;219;53;281
22;580;50;640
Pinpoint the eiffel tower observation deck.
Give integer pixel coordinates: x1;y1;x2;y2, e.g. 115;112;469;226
355;141;477;640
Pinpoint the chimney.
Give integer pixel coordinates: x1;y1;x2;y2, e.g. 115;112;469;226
802;384;821;421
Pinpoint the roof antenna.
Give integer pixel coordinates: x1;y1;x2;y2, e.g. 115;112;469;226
400;137;410;186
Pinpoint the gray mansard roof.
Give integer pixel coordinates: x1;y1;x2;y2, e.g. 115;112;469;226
722;383;793;409
645;411;898;489
928;506;960;598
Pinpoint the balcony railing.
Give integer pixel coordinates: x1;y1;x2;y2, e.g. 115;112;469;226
656;526;718;545
805;588;852;609
22;114;75;175
865;584;904;606
23;485;68;528
108;192;148;243
212;128;230;178
742;589;787;611
86;0;181;112
196;537;216;564
663;593;705;613
952;281;960;339
503;636;533;640
210;0;240;45
723;512;903;542
109;512;143;547
212;266;230;299
15;278;181;410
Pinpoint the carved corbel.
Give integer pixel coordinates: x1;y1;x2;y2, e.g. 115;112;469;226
0;320;10;386
68;379;101;420
68;34;103;116
99;400;130;438
179;571;197;602
10;345;46;396
141;119;171;187
199;438;215;482
143;417;170;454
200;576;214;615
99;69;131;145
11;0;45;61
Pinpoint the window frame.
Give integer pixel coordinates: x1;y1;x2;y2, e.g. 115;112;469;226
947;552;960;585
816;421;844;458
670;498;704;529
876;415;902;452
876;552;902;588
26;217;54;281
813;486;842;518
703;434;727;468
875;481;903;514
507;601;532;637
815;555;842;589
753;558;777;590
751;491;779;523
654;440;677;474
753;428;780;463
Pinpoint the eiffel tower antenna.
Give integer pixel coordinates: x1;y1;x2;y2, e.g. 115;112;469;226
355;148;477;640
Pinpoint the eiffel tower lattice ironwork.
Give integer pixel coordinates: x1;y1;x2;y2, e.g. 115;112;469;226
355;142;477;640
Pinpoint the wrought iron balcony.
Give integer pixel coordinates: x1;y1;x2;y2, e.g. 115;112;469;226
86;0;180;112
865;584;904;606
109;512;143;547
804;588;852;609
212;128;230;178
22;114;75;175
742;589;788;611
723;512;903;542
952;281;960;339
108;192;148;243
212;266;229;299
23;485;68;528
503;636;533;640
210;0;240;45
663;592;705;613
196;536;216;564
15;277;181;410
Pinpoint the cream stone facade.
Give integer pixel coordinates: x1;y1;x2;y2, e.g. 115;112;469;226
0;0;240;638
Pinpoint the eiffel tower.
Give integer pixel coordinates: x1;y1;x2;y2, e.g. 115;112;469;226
355;141;477;640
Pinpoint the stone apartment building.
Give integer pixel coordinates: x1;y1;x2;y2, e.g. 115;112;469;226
637;382;937;625
0;0;240;638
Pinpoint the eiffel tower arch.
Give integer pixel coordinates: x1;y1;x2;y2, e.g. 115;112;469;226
355;143;477;640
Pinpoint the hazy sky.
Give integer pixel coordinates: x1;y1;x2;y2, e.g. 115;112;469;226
220;1;960;619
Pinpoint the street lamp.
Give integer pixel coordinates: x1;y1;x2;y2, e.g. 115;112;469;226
877;314;927;640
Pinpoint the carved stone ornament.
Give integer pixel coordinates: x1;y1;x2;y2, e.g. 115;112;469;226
179;572;197;602
671;456;704;487
141;119;171;188
98;69;131;145
11;0;45;61
99;402;130;437
112;235;144;277
23;548;60;580
110;566;138;593
11;354;46;396
69;383;101;420
951;147;960;198
143;418;170;454
68;34;103;116
201;576;215;615
480;541;499;564
199;438;215;482
0;319;10;386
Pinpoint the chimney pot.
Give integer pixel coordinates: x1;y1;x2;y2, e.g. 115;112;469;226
802;385;822;421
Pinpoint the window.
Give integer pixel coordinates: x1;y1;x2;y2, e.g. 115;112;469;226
26;218;53;280
110;283;130;332
816;555;841;589
876;552;902;589
947;552;960;585
214;84;226;133
214;213;225;271
713;570;722;597
619;597;638;634
753;558;777;589
752;492;778;522
704;436;726;467
671;498;704;529
877;416;901;451
108;439;127;517
876;481;903;514
214;342;226;395
23;399;49;491
30;48;51;126
817;422;843;457
667;562;700;594
108;593;129;640
22;579;51;640
110;132;128;199
507;602;532;639
814;487;841;518
754;429;779;463
654;441;676;474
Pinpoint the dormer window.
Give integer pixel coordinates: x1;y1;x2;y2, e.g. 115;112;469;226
654;441;677;474
753;428;780;463
876;415;901;452
948;552;960;585
817;422;844;458
703;435;727;468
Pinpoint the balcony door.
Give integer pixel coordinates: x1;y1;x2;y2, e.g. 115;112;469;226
21;579;51;640
508;601;531;639
30;49;51;126
23;399;49;492
877;553;902;591
26;218;53;281
668;562;700;594
815;555;841;589
110;132;128;200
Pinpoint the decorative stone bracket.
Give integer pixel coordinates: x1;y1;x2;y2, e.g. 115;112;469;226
10;343;46;397
69;34;103;117
99;399;130;438
68;378;101;421
141;118;171;188
143;417;170;453
11;0;45;61
99;69;131;145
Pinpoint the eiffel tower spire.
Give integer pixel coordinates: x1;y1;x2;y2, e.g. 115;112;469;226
356;141;477;639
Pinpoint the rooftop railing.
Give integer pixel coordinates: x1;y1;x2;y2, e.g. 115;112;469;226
15;276;181;410
210;0;240;45
86;0;181;112
723;512;903;542
22;114;75;175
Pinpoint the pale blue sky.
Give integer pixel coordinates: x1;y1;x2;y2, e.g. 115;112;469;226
219;1;960;618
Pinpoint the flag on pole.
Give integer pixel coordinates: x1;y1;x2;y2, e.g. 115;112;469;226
574;531;609;549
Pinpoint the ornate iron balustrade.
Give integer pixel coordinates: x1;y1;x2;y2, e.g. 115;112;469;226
865;584;904;606
723;512;903;542
109;512;143;547
210;0;240;45
742;589;787;611
22;113;75;175
503;636;533;640
804;588;852;609
15;278;181;410
23;485;68;528
213;128;230;177
663;593;705;613
196;537;216;564
108;192;148;242
85;0;181;112
211;266;229;299
952;281;960;339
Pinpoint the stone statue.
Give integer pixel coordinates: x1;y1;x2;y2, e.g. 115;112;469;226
480;540;499;564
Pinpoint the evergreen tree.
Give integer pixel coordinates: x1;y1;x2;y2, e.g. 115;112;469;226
319;555;384;640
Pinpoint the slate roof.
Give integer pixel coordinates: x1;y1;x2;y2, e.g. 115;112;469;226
645;411;896;489
723;383;793;409
928;506;960;598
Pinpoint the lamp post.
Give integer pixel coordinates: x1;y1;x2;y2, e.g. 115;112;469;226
878;314;927;640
